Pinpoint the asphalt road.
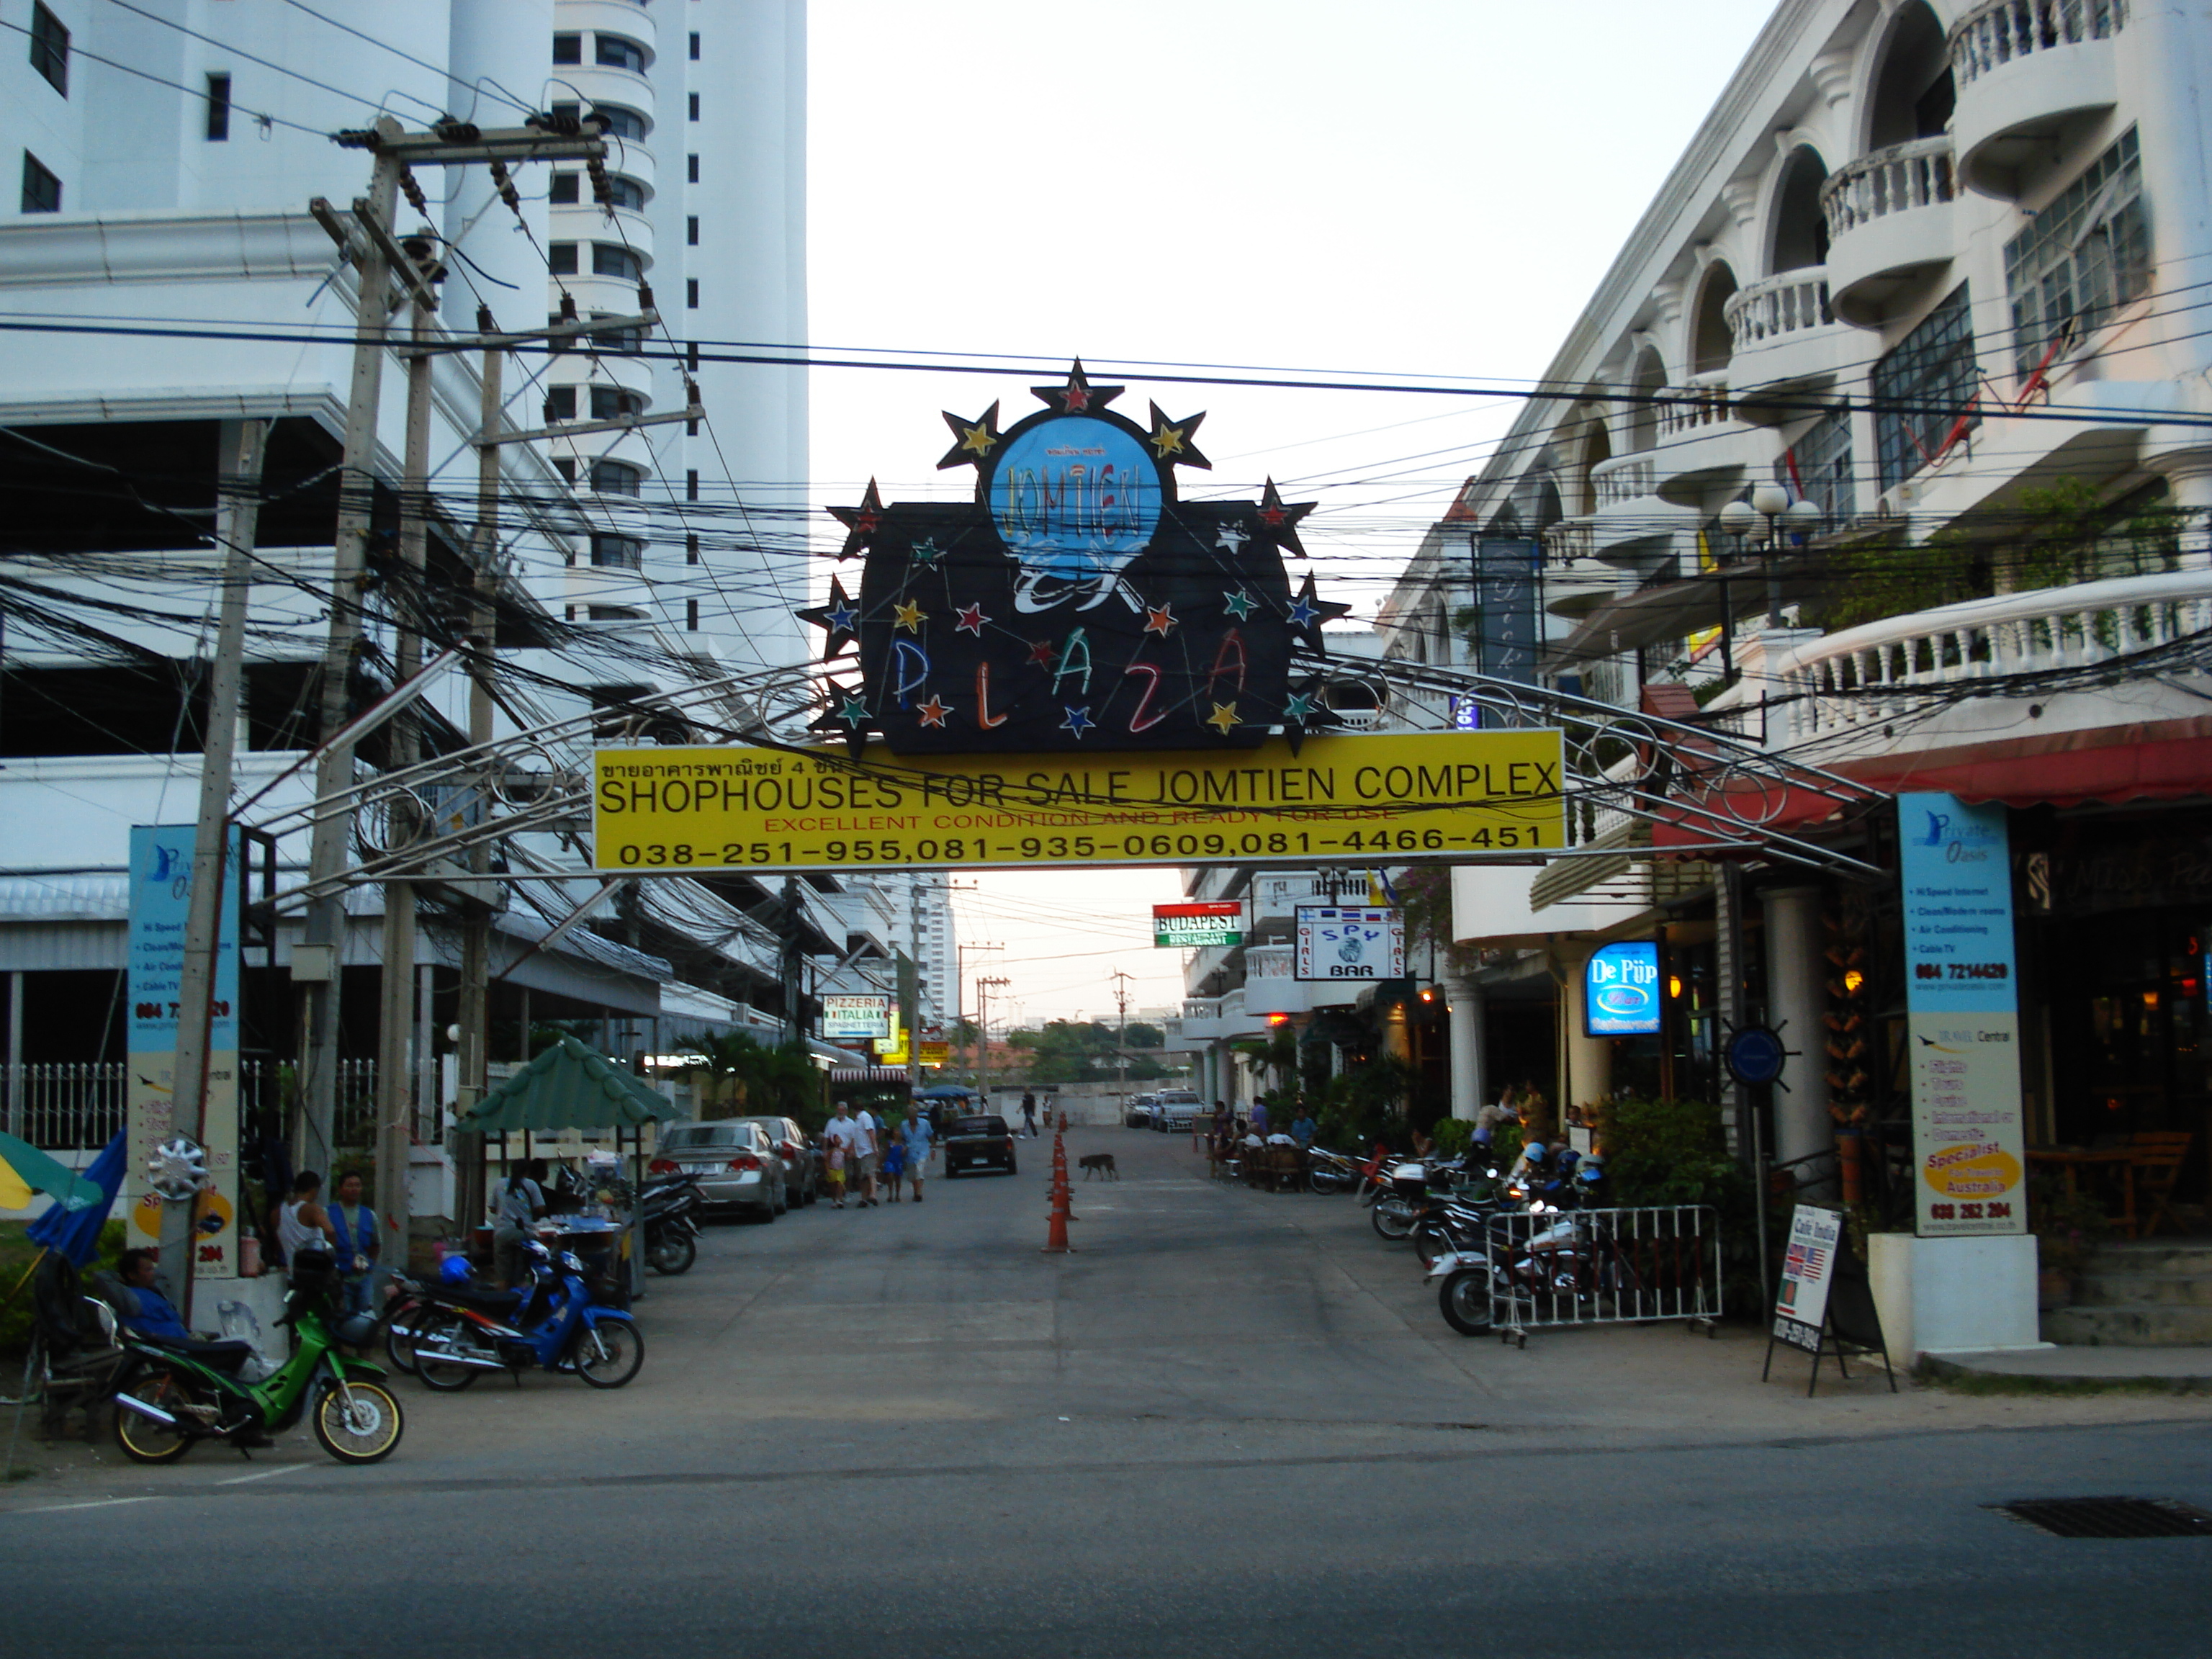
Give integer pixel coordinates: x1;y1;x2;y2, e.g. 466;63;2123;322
6;1128;2211;1656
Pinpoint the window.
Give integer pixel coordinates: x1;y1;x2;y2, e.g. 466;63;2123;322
1776;407;1855;524
686;469;699;502
595;35;648;74
590;314;644;354
549;173;580;205
30;4;67;96
601;174;647;211
592;243;644;282
205;74;232;141
592;104;649;142
548;313;576;354
689;31;701;60
551;457;577;482
590;532;644;567
686;599;700;631
687;154;700;184
590;386;642;421
688;93;700;122
548;242;579;276
687;215;698;246
552;33;582;65
2006;127;2149;379
591;460;644;496
686;278;698;309
20;152;61;214
1873;284;1978;491
544;386;578;421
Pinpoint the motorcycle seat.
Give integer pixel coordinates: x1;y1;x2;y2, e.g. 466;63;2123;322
137;1335;258;1374
436;1285;522;1312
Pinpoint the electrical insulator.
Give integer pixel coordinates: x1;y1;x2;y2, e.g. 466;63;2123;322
636;284;654;312
487;160;521;213
475;304;495;334
558;292;578;322
399;166;429;217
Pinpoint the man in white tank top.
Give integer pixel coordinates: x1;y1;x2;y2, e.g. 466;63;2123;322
276;1169;335;1264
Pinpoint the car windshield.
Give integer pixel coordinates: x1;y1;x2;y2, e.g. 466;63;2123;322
952;1116;1007;1136
662;1124;750;1150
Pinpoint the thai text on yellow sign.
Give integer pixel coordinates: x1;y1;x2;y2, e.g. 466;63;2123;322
592;730;1565;874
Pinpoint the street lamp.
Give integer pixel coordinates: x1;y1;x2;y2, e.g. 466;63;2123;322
1718;482;1824;629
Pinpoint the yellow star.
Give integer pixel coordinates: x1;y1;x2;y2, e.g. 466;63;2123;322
1150;421;1185;459
1205;700;1238;734
959;421;997;458
894;599;926;633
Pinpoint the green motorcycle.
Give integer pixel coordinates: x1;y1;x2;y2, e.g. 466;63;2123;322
111;1249;403;1466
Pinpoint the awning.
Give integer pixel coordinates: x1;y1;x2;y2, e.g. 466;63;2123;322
457;1034;683;1132
827;1066;912;1085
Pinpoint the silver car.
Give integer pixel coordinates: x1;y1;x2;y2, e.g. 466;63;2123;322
729;1115;820;1207
653;1121;788;1220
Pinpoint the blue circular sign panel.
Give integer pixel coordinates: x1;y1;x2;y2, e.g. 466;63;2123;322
1725;1025;1787;1087
988;415;1161;584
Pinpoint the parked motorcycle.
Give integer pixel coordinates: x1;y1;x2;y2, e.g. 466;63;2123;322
110;1249;404;1465
1302;1145;1362;1196
410;1244;644;1390
638;1172;704;1276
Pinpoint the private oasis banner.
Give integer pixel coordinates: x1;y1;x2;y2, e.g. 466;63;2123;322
1898;792;2027;1238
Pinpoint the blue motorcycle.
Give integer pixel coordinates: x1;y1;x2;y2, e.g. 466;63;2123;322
410;1246;644;1390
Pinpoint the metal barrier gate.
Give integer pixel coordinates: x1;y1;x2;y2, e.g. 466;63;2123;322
1485;1204;1723;1346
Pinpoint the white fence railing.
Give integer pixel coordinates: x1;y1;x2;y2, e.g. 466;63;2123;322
1951;0;2126;86
1245;945;1295;981
1822;136;1955;241
1724;267;1833;354
6;1058;382;1151
1473;1204;1725;1341
1592;454;1658;507
1658;377;1730;439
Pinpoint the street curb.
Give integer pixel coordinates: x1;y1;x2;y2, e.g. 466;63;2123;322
1916;1354;2212;1394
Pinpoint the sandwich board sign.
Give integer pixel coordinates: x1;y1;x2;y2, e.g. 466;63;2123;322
1763;1202;1896;1397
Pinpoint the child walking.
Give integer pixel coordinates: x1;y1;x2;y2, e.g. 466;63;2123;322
880;1136;908;1202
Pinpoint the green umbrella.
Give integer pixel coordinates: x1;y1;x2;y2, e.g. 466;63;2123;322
0;1130;108;1214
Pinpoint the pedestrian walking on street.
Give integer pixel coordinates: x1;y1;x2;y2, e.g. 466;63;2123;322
1020;1090;1038;1138
328;1169;379;1318
881;1135;907;1200
824;1100;869;1209
902;1102;932;1202
854;1104;883;1206
493;1159;548;1287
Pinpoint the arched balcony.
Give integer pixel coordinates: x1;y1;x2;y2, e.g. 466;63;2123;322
1949;0;2128;198
1820;138;1956;325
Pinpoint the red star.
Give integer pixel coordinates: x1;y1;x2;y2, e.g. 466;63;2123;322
1253;478;1316;557
1143;603;1177;637
1029;359;1123;416
1064;381;1090;413
825;478;888;560
956;603;989;637
916;695;952;729
1027;639;1053;665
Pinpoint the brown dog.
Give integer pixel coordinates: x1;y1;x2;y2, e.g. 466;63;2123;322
1079;1153;1118;1181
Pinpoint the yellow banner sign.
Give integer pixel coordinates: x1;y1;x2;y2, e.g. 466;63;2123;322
592;730;1564;875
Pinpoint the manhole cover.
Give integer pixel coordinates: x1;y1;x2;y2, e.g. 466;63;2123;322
1991;1498;2212;1539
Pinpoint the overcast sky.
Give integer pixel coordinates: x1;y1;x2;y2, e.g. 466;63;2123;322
807;0;1778;1026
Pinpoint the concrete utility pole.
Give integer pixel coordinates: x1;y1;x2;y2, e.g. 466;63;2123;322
164;416;267;1289
976;974;1010;1109
955;939;1001;1086
904;878;923;1096
374;265;440;1264
453;305;501;1240
1111;968;1133;1095
781;875;805;1045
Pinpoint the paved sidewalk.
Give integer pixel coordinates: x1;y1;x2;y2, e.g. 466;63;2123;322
1923;1344;2212;1388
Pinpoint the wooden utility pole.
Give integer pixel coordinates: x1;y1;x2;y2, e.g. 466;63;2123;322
163;416;267;1290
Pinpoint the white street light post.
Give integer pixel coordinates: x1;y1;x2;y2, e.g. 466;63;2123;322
1719;482;1824;630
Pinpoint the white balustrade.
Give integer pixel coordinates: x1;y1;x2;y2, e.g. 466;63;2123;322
1723;269;1833;354
1658;379;1731;438
1951;0;2126;85
1593;454;1658;507
1820;137;1956;241
1245;945;1295;981
1542;517;1595;565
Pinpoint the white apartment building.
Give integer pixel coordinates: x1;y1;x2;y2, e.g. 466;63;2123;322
1378;0;2212;1345
0;1;840;1180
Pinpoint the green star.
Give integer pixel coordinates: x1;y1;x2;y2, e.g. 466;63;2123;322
837;695;869;725
1223;588;1256;621
1283;691;1316;723
912;537;945;570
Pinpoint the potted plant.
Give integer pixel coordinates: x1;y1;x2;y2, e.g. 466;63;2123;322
2026;1174;2110;1310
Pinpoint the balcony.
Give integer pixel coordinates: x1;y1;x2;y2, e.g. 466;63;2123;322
1650;374;1754;501
1589;453;1701;564
1950;0;2126;197
1821;138;1957;326
1722;268;1849;403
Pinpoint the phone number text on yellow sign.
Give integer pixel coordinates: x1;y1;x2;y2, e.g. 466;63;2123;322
593;730;1564;874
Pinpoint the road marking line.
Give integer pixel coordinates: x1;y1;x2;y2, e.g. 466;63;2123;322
217;1463;313;1486
11;1496;162;1516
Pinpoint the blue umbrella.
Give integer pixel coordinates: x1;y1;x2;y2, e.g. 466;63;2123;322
25;1129;126;1267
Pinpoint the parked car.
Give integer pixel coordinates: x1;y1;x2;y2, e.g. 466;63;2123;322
941;1114;1018;1177
650;1120;787;1219
1125;1093;1161;1128
729;1115;819;1206
1151;1089;1203;1131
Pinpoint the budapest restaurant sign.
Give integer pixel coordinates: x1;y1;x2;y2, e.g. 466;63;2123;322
593;729;1563;875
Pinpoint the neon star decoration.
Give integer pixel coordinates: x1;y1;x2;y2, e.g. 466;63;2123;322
910;537;945;570
1215;523;1251;554
1221;587;1256;621
1145;402;1210;469
1282;688;1317;723
915;695;952;729
826;479;886;559
1205;701;1240;734
1026;639;1054;666
894;598;927;633
1253;479;1316;558
955;603;989;637
1285;572;1352;650
1030;358;1123;416
1060;705;1094;739
795;575;861;659
935;401;1002;472
1143;602;1177;637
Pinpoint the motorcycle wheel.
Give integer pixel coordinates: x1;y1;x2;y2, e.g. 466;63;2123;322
1370;1196;1417;1241
412;1313;488;1392
572;1321;645;1389
1307;1166;1349;1196
1439;1267;1497;1336
312;1379;404;1465
382;1297;426;1375
647;1231;697;1276
1413;1220;1454;1272
113;1370;198;1464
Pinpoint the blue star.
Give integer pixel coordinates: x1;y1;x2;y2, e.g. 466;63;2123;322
1060;705;1094;739
826;599;858;633
1286;594;1321;628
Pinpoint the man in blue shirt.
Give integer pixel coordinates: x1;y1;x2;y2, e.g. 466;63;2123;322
1290;1104;1317;1149
114;1248;190;1341
901;1103;934;1203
